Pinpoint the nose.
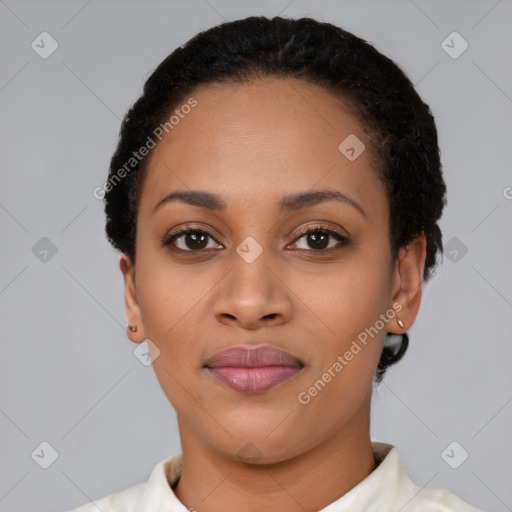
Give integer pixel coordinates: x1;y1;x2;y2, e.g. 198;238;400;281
212;248;293;330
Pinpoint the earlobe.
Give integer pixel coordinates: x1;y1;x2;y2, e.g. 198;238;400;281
390;233;427;333
119;254;146;343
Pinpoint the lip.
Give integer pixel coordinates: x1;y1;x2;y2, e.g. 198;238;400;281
204;345;304;393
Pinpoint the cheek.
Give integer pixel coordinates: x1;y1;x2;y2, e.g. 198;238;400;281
301;259;391;331
136;268;205;409
135;244;202;330
297;261;391;388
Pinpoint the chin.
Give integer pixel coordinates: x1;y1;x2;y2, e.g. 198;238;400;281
205;421;313;466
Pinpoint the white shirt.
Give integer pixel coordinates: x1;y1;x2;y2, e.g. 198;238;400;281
68;442;482;511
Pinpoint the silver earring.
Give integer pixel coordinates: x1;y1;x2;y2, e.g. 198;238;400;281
127;324;137;332
397;318;404;329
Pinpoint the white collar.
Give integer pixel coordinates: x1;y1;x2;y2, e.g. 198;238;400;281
138;441;479;511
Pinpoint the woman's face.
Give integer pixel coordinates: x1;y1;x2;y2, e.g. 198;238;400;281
121;77;425;463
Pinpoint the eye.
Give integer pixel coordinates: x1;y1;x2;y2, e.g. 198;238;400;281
163;225;223;252
163;224;350;254
288;226;350;253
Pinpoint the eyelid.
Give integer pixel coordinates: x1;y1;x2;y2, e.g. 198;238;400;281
163;223;224;246
290;222;349;241
287;224;350;251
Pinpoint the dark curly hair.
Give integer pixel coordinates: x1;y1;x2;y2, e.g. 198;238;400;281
103;16;446;383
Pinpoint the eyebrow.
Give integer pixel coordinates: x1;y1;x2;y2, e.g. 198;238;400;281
152;188;367;218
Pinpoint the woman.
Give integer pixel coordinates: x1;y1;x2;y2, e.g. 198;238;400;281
71;16;481;512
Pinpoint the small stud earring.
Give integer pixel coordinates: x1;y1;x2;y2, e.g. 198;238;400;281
397;318;405;329
127;324;137;332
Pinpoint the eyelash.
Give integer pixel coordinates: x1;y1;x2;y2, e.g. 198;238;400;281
163;223;350;255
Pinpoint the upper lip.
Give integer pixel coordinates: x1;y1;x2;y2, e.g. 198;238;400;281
204;345;304;368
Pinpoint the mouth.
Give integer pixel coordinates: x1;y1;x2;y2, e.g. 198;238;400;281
203;345;304;393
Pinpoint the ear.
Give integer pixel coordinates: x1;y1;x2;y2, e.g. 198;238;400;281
389;232;427;334
119;254;146;343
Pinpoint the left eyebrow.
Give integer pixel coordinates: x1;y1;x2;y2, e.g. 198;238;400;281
152;188;367;219
279;189;367;219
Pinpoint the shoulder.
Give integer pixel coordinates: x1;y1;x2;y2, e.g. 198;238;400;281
371;442;482;512
66;452;183;512
394;485;482;512
66;482;146;512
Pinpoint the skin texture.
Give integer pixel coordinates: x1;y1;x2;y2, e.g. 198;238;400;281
120;77;426;512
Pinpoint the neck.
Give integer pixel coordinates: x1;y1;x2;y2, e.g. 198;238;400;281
173;397;376;512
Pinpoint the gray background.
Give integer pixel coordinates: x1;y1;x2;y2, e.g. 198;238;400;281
1;1;511;511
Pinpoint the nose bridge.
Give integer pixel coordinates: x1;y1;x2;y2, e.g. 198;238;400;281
213;236;292;326
230;237;274;305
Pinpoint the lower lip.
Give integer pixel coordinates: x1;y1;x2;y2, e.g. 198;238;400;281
207;366;302;393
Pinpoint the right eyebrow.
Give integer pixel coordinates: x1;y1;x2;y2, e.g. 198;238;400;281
152;190;226;214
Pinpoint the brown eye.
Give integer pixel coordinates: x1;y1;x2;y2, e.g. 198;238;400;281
164;229;222;252
290;227;349;252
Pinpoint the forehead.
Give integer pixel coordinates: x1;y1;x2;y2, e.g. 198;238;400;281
139;77;387;219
